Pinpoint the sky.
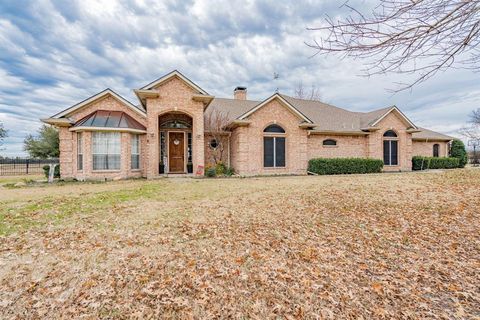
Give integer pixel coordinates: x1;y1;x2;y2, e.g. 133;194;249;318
0;0;478;156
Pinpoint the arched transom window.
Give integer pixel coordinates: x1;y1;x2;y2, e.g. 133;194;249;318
263;124;285;167
383;130;398;166
323;139;337;146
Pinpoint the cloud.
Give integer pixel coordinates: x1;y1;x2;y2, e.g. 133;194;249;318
0;0;478;156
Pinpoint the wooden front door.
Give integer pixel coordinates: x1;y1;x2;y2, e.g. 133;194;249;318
168;132;185;173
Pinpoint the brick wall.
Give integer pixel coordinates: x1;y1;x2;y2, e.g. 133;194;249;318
412;141;449;157
307;135;368;159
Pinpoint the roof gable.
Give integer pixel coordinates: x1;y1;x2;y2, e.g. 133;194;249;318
52;89;146;119
140;70;208;95
238;93;313;123
369;106;417;129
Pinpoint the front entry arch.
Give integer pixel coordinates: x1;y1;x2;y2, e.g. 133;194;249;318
159;112;193;174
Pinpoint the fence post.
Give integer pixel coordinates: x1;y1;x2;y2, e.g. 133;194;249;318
26;159;29;175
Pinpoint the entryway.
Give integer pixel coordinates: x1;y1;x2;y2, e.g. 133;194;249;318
168;132;185;173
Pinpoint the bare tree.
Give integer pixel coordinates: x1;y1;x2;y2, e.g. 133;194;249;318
294;81;323;101
204;109;230;165
308;0;480;91
470;108;480;125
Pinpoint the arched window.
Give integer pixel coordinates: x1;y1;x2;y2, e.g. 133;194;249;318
383;130;397;137
263;124;285;167
383;130;398;166
433;144;439;157
323;139;337;146
160;120;191;129
209;139;218;149
264;124;285;133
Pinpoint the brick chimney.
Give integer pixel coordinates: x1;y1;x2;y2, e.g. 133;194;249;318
234;87;247;100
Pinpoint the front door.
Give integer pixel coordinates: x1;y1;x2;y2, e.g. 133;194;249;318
169;132;185;173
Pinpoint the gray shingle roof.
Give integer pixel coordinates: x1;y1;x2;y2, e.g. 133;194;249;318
206;93;452;140
412;128;454;141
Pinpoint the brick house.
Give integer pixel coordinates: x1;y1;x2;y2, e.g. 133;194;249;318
42;70;453;180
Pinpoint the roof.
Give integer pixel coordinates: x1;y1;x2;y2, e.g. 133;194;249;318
412;127;454;141
51;89;146;119
140;70;209;95
71;110;146;133
206;94;453;139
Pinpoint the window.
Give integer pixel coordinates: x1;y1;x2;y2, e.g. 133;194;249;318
264;124;285;133
77;133;83;171
131;134;140;169
323;139;337;146
383;130;398;166
263;124;286;167
209;139;218;149
433;144;439;157
92;132;121;170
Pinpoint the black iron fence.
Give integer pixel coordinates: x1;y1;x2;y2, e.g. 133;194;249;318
0;158;59;176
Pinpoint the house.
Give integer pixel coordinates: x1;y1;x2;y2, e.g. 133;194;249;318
42;70;453;180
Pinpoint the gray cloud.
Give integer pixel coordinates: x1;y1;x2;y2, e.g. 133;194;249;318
0;0;478;156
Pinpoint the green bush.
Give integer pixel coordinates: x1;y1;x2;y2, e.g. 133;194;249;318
43;164;60;178
205;167;216;177
450;139;467;168
308;158;383;175
225;166;235;176
412;156;459;170
215;162;226;175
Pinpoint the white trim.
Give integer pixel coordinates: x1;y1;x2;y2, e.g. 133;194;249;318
52;89;146;119
370;106;417;129
238;94;313;123
140;70;208;95
69;126;146;134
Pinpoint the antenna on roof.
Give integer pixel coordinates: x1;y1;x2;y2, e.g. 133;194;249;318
273;72;280;93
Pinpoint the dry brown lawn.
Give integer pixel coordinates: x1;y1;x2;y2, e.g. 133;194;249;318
1;170;479;319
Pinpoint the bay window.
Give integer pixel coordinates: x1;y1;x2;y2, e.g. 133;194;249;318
92;132;121;170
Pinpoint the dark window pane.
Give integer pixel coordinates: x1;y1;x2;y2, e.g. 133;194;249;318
383;140;390;165
264;137;274;167
323;139;337;146
275;137;285;167
383;130;397;137
391;140;398;165
264;124;285;133
433;144;439;157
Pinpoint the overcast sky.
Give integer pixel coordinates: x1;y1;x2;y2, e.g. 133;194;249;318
0;0;478;156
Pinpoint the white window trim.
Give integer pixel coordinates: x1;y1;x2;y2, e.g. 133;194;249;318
92;132;121;171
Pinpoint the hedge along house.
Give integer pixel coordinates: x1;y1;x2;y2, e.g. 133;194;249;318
42;70;453;180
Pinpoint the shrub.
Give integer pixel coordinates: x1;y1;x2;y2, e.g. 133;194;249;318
205;167;216;177
450;139;468;168
308;158;383;175
43;164;60;178
215;162;226;175
412;156;459;170
225;166;235;176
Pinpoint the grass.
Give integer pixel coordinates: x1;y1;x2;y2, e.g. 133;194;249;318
1;169;479;318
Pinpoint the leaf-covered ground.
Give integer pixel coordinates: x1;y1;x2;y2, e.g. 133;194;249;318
1;170;479;319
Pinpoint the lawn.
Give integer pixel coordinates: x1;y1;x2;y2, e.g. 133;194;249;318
0;170;479;318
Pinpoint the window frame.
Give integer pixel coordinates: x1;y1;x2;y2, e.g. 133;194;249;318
322;139;337;147
263;124;286;168
383;130;399;166
131;134;140;170
77;132;83;171
433;143;440;157
92;132;121;171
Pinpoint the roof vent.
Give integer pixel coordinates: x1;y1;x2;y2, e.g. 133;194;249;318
234;87;247;100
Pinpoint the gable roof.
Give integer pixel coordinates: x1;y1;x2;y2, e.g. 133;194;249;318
51;89;146;119
140;70;209;95
366;106;417;129
238;93;314;123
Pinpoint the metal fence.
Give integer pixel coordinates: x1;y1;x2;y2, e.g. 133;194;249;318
0;158;59;176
